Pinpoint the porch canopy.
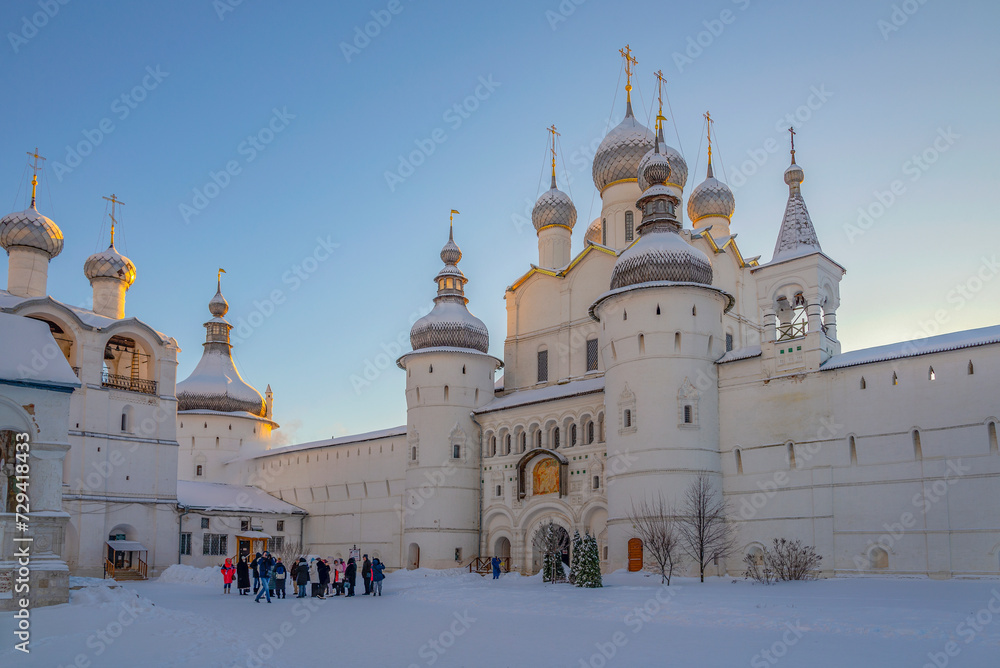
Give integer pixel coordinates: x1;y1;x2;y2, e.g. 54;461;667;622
107;540;148;552
235;531;272;540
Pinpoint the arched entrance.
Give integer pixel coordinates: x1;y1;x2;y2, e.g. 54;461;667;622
531;524;570;577
627;537;643;572
494;536;511;560
407;543;420;570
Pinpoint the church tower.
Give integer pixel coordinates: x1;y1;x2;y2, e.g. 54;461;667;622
83;195;136;319
532;126;577;269
752;132;844;374
396;215;501;569
591;134;732;572
0;149;63;298
687;113;735;241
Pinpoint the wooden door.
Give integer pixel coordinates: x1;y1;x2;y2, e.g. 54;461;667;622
627;538;643;572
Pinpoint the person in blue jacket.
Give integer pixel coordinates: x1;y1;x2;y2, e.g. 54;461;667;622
372;557;386;596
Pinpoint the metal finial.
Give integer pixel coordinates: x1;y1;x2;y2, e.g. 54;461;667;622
547;124;560;188
102;193;125;247
788;126;797;164
619;44;638;107
217;267;226;292
26;148;46;208
704;112;715;177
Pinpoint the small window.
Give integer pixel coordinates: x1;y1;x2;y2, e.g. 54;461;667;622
202;533;228;556
624;409;632;428
496;485;502;497
849;436;858;465
196;465;203;477
535;431;542;448
452;443;461;459
587;421;594;444
735;449;743;474
928;367;936;381
277;520;284;532
201;517;209;529
725;333;733;352
593;475;600;490
656;304;661;315
968;360;974;375
601;218;606;245
989;422;998;454
570;423;577;446
674;332;681;353
444;385;449;401
520;432;526;452
586;338;599;372
120;412;128;432
411;446;417;461
683;405;693;424
692;305;697;316
638;333;645;355
623;309;628;321
892;372;898;386
913;430;922;459
537;350;548;383
869;547;889;570
860;377;866;390
625;211;634;242
553;427;560;449
787;442;796;469
505;434;511;455
240;520;250;532
272;536;284;551
179;532;191;556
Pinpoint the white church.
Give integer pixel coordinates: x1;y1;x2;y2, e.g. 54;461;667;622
1;55;999;609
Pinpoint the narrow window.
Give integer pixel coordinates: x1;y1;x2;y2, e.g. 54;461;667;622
990;422;998;454
674;332;681;353
215;436;219;448
452;443;461;459
411;446;417;461
241;520;250;532
571;423;577;446
520;432;526;452
196;465;203;477
444;385;449;401
601;218;606;245
537;350;548;383
201;517;209;529
638;334;645;355
553;427;560;449
535;430;542;448
735;449;743;474
892;372;898;386
928;367;936;381
683;405;693;424
912;430;922;459
692;305;697;316
968;360;974;375
707;336;713;356
725;333;733;352
787;443;796;469
656;304;661;315
625;211;634;242
506;434;511;454
850;436;858;465
586;338;599;372
429;364;433;373
587;421;594;444
624;409;632;428
120;412;127;432
462;365;466;374
593;475;600;490
610;341;617;360
860;377;866;390
623;309;628;321
496;484;502;497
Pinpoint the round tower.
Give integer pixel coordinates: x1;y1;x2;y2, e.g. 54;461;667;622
0;150;63;298
590;139;732;572
176;272;277;483
396;217;501;569
83;195;136;319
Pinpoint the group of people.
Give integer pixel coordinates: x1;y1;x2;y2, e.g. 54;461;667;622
220;552;386;601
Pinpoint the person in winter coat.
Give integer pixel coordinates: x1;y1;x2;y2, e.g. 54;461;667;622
250;552;261;594
331;558;341;596
361;555;372;595
273;558;287;599
317;559;331;598
337;559;347;595
236;556;251;595
221;558;235;594
491;555;501;579
309;557;321;597
372;558;385;596
295;557;310;598
255;551;275;603
345;557;357;597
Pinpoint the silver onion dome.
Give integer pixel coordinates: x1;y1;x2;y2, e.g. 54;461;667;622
531;184;577;232
176;283;267;417
784;161;804;187
638;128;688;191
0;205;64;258
84;243;137;287
410;228;490;354
585;219;602;245
592;99;654;192
687;163;735;224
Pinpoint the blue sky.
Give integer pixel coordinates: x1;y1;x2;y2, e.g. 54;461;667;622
2;0;998;444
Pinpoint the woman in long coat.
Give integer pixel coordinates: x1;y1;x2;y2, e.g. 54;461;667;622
236;556;251;595
345;557;357;597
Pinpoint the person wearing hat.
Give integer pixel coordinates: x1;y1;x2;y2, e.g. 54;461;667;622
220;558;235;594
254;551;275;603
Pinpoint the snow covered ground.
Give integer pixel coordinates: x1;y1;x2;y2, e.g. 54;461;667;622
2;567;999;667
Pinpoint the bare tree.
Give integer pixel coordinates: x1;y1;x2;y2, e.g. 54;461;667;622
677;472;737;582
532;521;569;583
273;540;305;567
627;493;683;585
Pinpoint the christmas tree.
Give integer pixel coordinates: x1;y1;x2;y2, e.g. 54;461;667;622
575;533;603;588
569;530;583;585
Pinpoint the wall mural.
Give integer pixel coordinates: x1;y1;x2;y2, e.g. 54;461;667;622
533;458;559;496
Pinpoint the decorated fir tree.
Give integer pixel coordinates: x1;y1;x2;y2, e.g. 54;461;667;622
569;530;583;584
576;533;603;588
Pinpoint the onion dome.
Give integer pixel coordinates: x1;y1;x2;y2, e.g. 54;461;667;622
638;127;688;191
531;173;577;232
610;142;712;289
176;277;267;417
0;204;63;258
84;238;137;287
410;226;489;353
585;219;602;245
687;159;735;224
592;97;654;192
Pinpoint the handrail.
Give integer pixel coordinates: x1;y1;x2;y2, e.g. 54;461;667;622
468;556;511;574
105;557;115;580
101;371;158;395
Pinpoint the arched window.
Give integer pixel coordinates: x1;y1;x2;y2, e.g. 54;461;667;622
656;304;661;315
850;436;858;465
735;449;743;474
552;427;560;449
505;434;511;455
623;410;632;428
520;432;526;453
860;377;866;390
196;465;203;477
674;332;681;353
990;421;998;454
535;430;542;449
869;546;889;570
623;309;628;321
912;430;922;459
444;385;449;401
638;333;645;355
120;406;131;433
215;437;220;448
587;421;594;444
787;442;796;469
570;423;577;446
968;360;975;375
928;367;936;381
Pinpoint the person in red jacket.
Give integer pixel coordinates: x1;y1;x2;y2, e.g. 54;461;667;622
221;558;235;594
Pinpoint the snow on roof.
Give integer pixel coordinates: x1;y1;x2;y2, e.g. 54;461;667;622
177;480;306;514
0;313;80;389
235;425;408;462
107;540;148;552
715;345;762;364
821;324;1000;371
475;376;604;414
